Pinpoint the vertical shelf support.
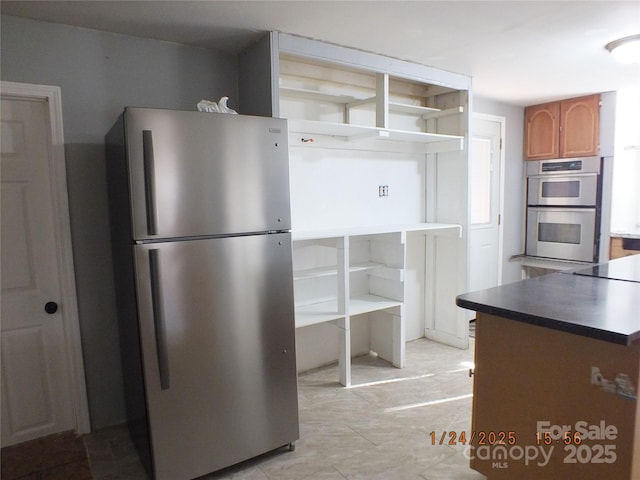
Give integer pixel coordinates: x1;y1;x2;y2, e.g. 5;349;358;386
394;232;406;368
392;305;405;368
337;236;351;387
376;73;389;129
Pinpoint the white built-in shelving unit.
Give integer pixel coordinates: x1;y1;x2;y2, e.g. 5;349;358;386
238;32;472;386
279;65;466;154
292;224;461;386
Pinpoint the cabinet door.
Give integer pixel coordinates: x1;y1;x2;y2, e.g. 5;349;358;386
472;313;639;479
559;94;600;158
524;102;559;160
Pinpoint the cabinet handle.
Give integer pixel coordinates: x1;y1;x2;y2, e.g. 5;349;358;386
149;249;170;390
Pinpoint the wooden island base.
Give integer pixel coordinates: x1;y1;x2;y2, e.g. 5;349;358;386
470;313;640;479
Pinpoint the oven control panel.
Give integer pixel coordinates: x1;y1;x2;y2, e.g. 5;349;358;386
541;160;582;173
527;156;601;176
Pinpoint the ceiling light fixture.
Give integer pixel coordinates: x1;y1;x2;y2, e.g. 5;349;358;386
606;34;640;64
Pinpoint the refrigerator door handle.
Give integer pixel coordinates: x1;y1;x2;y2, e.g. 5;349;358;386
142;130;157;235
149;249;170;390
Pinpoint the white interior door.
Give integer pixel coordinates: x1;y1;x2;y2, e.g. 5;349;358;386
469;115;504;292
1;88;88;446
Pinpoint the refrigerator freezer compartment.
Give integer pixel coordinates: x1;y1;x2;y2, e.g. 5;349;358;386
111;108;292;241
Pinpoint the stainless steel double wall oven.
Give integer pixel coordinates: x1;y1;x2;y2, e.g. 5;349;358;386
526;157;602;263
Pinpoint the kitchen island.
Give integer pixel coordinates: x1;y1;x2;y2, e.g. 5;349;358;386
456;254;640;479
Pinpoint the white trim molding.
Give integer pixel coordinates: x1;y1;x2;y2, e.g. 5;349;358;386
1;81;91;434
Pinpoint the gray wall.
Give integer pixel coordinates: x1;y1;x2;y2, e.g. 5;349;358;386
473;96;526;285
1;15;238;429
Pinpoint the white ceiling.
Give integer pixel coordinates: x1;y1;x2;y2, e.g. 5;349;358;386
2;0;639;106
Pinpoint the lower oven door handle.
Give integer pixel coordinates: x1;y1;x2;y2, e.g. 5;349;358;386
527;207;596;214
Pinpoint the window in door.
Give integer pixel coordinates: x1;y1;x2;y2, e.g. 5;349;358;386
471;136;492;225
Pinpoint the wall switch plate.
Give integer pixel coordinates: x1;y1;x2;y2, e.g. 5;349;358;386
378;185;389;197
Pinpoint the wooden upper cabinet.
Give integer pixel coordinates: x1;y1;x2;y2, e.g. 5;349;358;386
559;94;600;157
524;102;560;160
524;94;600;161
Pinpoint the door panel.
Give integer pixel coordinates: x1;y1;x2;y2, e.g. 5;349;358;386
524;102;559;160
124;109;291;240
469;116;502;292
1;96;75;446
133;233;298;480
560;94;599;158
2;328;53;431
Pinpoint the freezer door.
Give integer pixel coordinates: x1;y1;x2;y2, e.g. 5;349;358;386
124;108;291;240
133;233;299;480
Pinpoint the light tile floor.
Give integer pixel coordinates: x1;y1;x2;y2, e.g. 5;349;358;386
85;338;486;479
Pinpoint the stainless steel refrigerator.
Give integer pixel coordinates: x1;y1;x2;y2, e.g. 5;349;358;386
106;108;299;480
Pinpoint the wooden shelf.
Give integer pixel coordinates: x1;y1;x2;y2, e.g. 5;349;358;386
292;223;462;241
295;300;343;328
288;119;371;138
350;262;403;282
294;294;402;328
293;262;404;282
280;87;460;119
347;99;445;116
388;102;441;115
280;86;361;104
293;265;338;280
422;105;465;120
287;119;463;146
280;86;456;118
370;128;463;144
349;261;380;274
349;294;402;316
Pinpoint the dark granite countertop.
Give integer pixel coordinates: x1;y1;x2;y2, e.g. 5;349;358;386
456;255;640;346
571;253;640;283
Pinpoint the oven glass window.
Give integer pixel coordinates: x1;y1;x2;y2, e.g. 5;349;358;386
541;180;580;198
538;222;581;244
